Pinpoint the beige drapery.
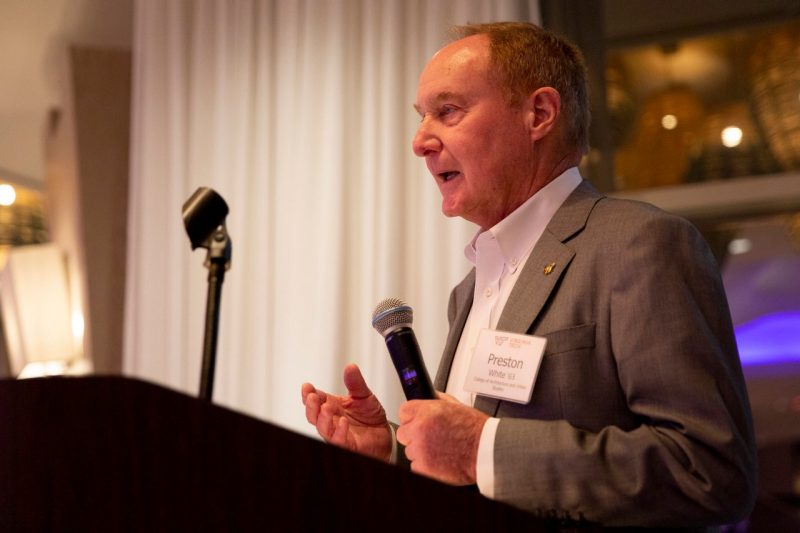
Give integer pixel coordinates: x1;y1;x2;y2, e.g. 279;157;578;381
125;0;539;435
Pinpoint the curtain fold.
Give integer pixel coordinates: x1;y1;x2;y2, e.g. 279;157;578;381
126;0;540;435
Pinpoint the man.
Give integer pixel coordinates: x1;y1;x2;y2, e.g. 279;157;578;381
301;22;756;528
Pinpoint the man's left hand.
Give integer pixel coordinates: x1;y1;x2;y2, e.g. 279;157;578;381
396;394;489;485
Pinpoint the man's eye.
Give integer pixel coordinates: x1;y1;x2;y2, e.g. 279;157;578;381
417;105;461;123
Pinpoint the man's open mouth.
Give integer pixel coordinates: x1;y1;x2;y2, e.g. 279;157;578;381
439;171;460;182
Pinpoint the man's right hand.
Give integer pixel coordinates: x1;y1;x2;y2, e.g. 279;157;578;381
301;363;392;462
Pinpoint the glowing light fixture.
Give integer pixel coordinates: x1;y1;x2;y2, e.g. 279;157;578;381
727;238;753;255
72;310;85;341
735;311;800;366
0;244;91;377
721;126;743;148
0;183;16;206
661;114;678;130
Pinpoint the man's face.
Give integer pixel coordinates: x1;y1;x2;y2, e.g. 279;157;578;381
412;35;535;230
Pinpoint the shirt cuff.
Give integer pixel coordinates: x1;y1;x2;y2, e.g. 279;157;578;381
476;417;499;498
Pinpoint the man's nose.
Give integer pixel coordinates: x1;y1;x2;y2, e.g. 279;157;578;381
412;120;441;157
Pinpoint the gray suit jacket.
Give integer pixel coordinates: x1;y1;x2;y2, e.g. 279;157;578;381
434;181;757;528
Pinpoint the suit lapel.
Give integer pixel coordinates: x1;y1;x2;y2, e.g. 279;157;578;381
434;270;475;391
473;181;603;416
496;234;575;333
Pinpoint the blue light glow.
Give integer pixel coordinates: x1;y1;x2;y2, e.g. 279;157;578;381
734;311;800;366
402;369;418;381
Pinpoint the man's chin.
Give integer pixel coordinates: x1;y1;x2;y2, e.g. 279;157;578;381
440;203;491;229
440;203;462;219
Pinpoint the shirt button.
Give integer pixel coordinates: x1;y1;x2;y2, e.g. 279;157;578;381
484;287;492;297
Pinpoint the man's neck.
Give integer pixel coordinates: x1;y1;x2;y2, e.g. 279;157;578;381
476;148;583;232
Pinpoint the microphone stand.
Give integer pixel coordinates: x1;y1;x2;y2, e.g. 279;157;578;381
182;187;232;403
199;224;231;402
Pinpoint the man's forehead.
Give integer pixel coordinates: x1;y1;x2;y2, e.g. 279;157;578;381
437;34;490;57
426;35;490;74
414;36;491;109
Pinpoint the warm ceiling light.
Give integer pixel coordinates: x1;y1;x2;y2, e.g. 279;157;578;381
721;126;743;148
661;114;678;130
0;184;16;206
727;237;752;255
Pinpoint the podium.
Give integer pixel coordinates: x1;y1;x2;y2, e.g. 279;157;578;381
0;377;546;531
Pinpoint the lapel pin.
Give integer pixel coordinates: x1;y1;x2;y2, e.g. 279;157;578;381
543;262;556;275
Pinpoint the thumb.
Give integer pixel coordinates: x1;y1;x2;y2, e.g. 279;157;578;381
342;363;373;399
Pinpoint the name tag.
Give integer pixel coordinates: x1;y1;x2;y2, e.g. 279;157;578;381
464;329;546;404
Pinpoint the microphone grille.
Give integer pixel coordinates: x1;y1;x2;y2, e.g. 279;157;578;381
371;297;413;337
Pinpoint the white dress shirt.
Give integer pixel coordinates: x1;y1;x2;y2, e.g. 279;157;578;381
445;167;583;497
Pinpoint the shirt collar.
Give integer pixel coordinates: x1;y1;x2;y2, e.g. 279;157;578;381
465;167;583;271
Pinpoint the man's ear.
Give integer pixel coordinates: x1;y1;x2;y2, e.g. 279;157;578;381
525;87;560;141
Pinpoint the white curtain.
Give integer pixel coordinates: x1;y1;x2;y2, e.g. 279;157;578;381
125;0;539;436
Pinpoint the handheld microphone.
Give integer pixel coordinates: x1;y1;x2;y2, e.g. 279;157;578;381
371;298;436;400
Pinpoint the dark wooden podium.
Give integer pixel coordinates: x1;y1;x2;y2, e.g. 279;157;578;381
0;377;546;531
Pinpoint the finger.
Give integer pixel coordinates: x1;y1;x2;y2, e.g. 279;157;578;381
396;423;409;446
397;400;419;424
402;440;415;462
316;401;338;441
303;382;329;406
315;389;328;404
304;392;321;424
330;415;349;447
301;382;315;404
342;363;372;399
408;454;424;473
409;456;434;479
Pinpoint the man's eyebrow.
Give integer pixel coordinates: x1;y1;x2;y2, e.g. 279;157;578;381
413;91;466;115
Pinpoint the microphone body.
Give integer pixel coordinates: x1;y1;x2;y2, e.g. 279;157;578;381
384;327;436;400
372;298;436;400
